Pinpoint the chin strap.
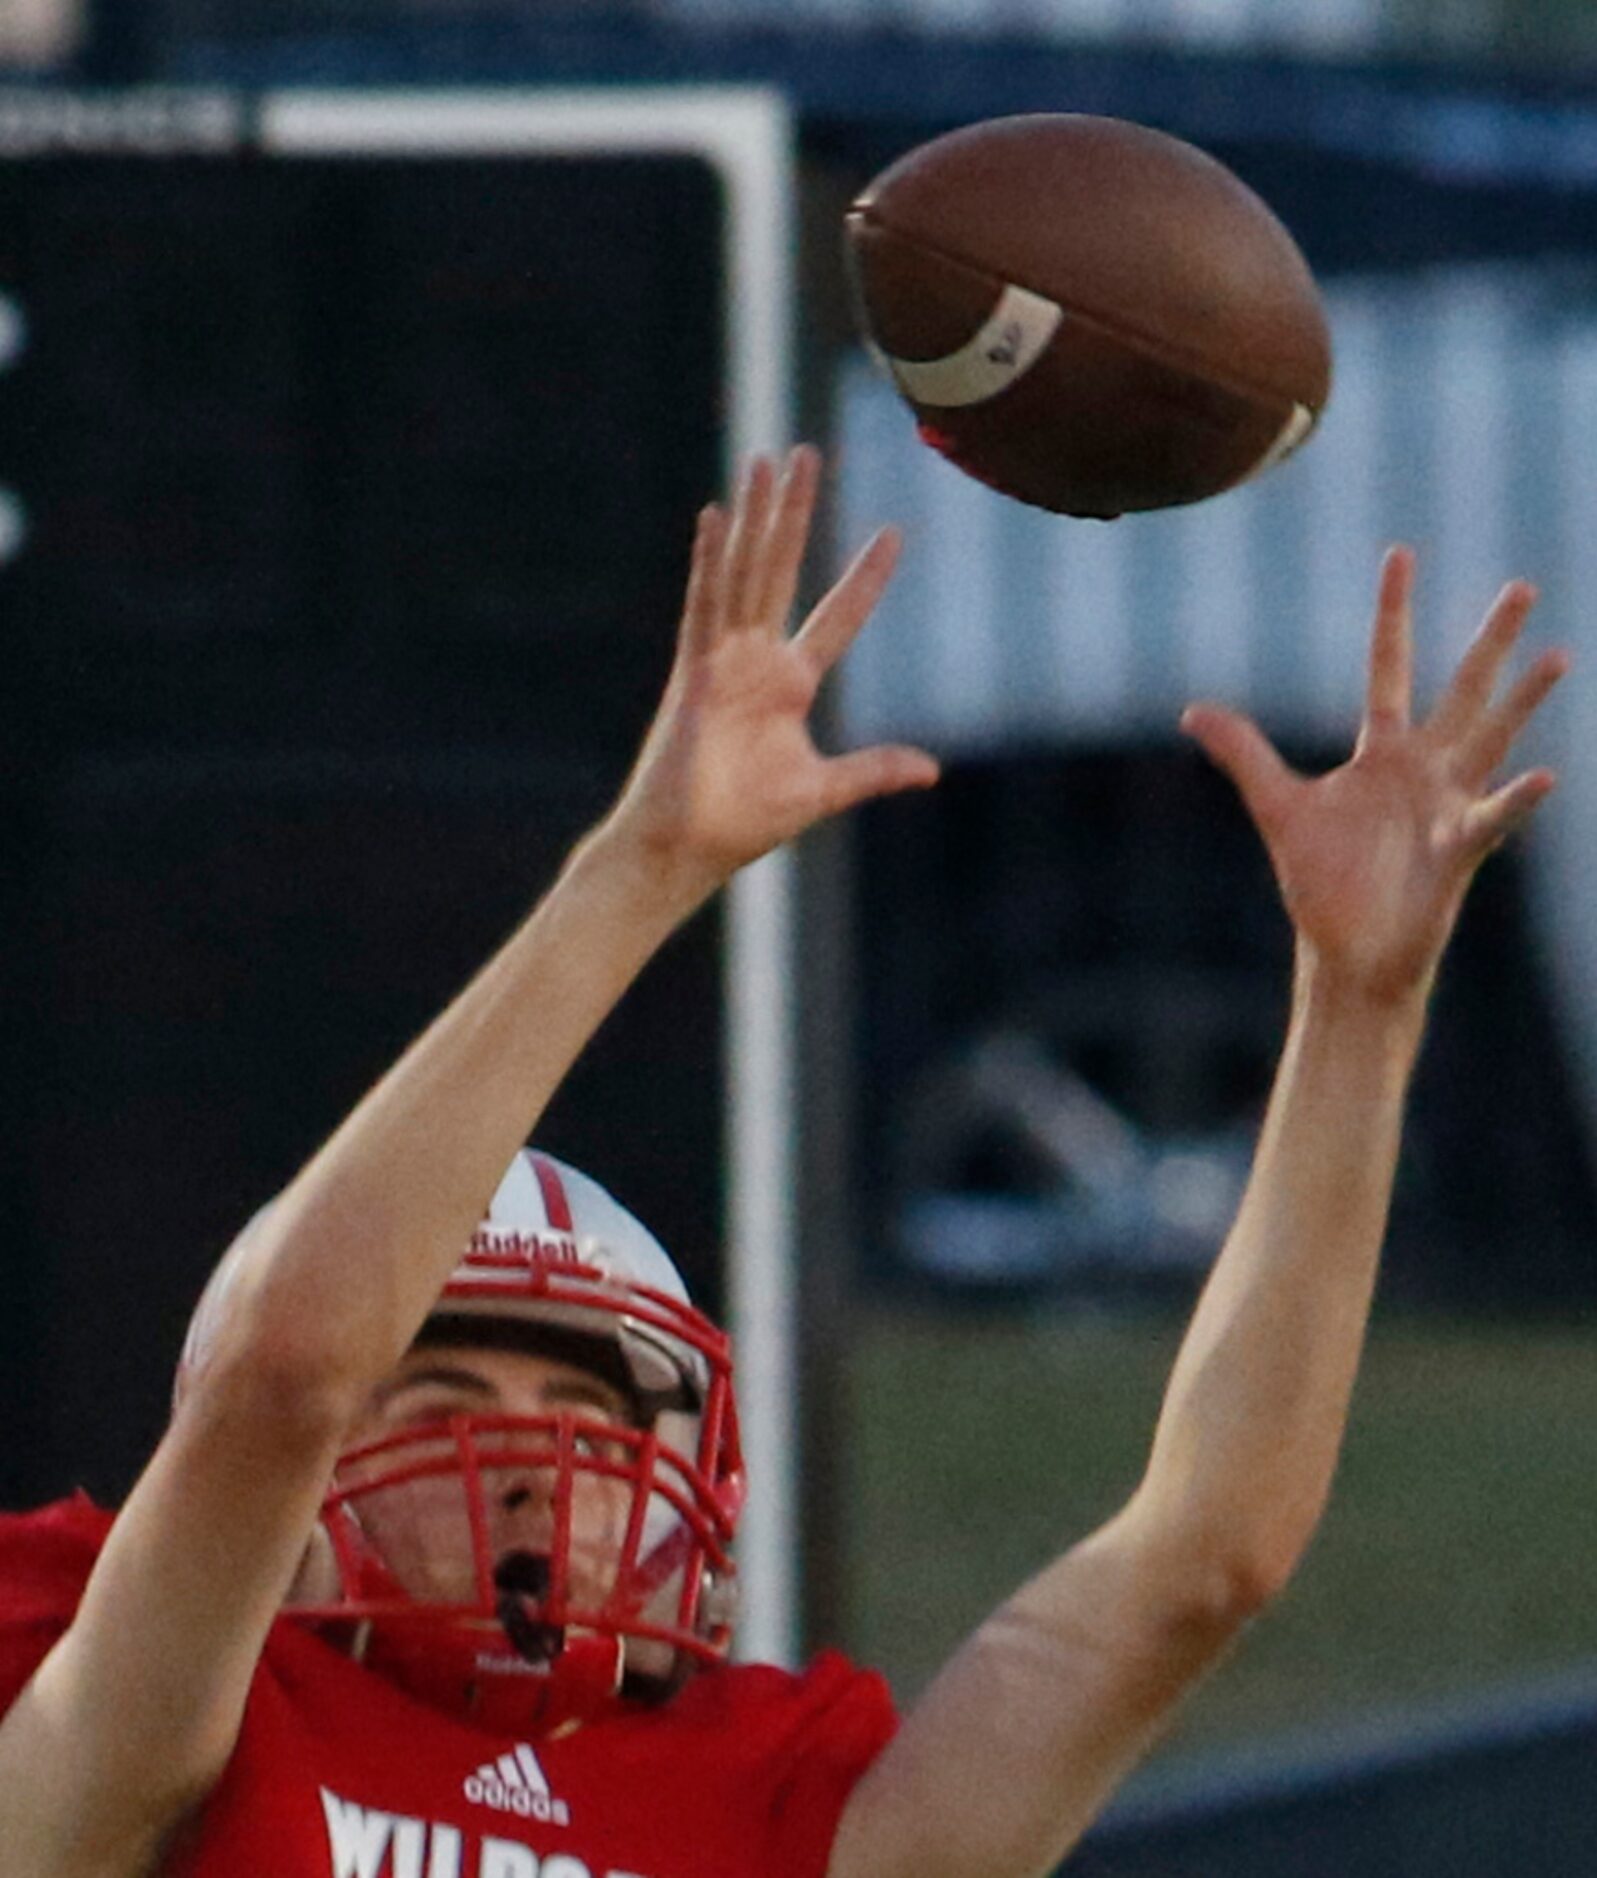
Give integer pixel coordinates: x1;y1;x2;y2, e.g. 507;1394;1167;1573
504;1631;627;1735
347;1618;628;1738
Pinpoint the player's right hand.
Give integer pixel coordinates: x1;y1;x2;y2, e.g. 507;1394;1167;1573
604;446;939;895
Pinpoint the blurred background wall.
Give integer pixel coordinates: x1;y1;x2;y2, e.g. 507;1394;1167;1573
7;1;1597;1870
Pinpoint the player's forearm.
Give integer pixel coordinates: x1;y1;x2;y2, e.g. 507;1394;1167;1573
1132;952;1427;1601
200;814;720;1406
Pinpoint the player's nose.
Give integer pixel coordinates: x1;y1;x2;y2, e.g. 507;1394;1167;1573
475;1426;554;1504
492;1461;558;1537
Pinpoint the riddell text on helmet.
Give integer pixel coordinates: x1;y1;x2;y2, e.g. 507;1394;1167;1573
322;1789;643;1878
464;1230;585;1267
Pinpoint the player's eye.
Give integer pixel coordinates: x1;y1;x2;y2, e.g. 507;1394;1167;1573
570;1422;627;1461
393;1394;472;1427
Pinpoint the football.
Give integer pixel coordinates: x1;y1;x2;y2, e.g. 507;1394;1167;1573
844;114;1332;518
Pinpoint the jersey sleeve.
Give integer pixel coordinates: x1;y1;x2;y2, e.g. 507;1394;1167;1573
755;1651;900;1878
0;1494;113;1716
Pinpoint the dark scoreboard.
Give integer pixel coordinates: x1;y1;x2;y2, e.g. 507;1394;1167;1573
0;94;732;1505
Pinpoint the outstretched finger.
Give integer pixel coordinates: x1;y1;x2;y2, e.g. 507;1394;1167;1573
1181;702;1298;838
1362;545;1415;737
678;503;728;656
1460;766;1557;856
754;445;821;629
1459;646;1571;783
1427;578;1539;745
793;526;903;674
814;742;941;821
722;455;777;630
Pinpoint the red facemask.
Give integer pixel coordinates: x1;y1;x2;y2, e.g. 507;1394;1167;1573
291;1264;744;1735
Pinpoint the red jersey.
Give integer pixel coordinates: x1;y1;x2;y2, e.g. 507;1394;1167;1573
0;1497;898;1878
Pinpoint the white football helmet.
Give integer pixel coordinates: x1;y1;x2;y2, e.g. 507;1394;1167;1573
178;1150;744;1733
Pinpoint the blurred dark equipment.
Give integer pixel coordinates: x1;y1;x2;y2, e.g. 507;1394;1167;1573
857;749;1597;1307
0;144;726;1509
1072;1667;1597;1877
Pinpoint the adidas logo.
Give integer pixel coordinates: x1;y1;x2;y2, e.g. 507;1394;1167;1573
462;1743;571;1826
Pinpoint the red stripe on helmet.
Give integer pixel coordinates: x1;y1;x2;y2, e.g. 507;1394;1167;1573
530;1152;575;1233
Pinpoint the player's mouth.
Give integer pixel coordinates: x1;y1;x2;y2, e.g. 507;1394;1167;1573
494;1550;562;1663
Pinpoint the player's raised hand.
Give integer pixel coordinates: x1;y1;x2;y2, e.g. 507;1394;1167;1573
609;445;939;885
1181;548;1569;1005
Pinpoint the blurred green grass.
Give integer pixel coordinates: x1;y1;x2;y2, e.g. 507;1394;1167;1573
841;1305;1597;1764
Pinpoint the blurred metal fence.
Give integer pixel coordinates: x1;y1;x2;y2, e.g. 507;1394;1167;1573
668;0;1387;54
100;0;1597;62
835;260;1597;1147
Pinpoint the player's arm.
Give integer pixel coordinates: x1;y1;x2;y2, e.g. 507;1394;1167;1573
829;549;1568;1878
0;448;937;1878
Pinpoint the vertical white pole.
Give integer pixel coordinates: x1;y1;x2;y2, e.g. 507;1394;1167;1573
717;99;801;1668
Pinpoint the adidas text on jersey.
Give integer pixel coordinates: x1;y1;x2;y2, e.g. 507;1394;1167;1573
463;1744;572;1826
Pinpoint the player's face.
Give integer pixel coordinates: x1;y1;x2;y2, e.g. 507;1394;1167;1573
338;1345;638;1613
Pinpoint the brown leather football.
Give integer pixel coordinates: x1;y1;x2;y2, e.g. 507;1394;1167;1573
845;115;1332;518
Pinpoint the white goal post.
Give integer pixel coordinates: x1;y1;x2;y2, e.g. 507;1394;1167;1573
258;87;803;1667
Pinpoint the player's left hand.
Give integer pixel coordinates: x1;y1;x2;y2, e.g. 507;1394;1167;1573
1181;547;1569;1006
608;445;939;889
